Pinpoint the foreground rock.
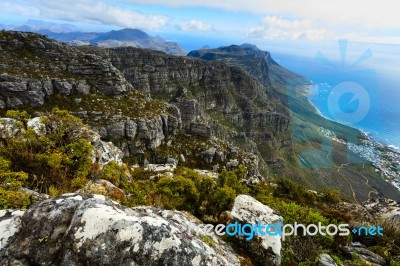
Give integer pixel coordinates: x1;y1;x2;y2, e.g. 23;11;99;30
342;246;385;266
318;253;338;266
228;194;283;265
0;194;239;265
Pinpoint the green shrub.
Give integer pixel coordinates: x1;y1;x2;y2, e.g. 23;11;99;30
99;161;130;187
390;260;400;266
156;176;200;212
0;188;31;209
331;254;343;265
0;109;94;194
0;156;31;209
6;110;29;121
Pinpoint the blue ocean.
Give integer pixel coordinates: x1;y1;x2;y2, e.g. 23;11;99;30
273;44;400;150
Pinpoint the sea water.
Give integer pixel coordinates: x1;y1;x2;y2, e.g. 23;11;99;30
273;43;400;150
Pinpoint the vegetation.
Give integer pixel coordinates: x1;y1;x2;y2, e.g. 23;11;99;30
0;109;399;265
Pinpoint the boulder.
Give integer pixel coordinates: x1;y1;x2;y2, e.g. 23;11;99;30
228;194;282;266
190;122;211;139
0;194;240;265
343;247;385;265
27;117;46;135
0;118;24;138
53;80;73;95
0;210;25;250
19;188;50;202
318;253;338;266
202;147;217;164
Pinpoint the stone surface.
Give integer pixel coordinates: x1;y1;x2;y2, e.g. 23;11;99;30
318;253;338;266
0;194;240;265
0;210;25;251
0;118;24;138
343;247;385;266
27;117;46;135
228;194;282;266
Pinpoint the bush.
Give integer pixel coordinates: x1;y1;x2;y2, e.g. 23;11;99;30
0;156;31;209
0;109;94;194
98;161;130;187
156;176;200;212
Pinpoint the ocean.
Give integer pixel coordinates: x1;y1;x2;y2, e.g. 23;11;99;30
272;43;400;150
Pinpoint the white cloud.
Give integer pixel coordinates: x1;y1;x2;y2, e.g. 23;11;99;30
0;1;41;17
177;20;212;32
248;16;333;41
122;0;400;30
0;0;170;30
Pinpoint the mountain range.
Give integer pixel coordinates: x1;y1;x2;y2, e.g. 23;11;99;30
0;20;186;56
0;30;399;265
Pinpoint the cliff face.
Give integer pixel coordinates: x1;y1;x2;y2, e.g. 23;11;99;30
87;46;291;151
0;31;182;158
0;31;264;180
0;31;134;108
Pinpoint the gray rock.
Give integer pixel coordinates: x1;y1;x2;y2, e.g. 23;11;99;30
0;210;25;250
125;119;137;139
202;147;217;164
27;90;45;106
27;117;46;135
75;80;90;94
28;81;43;91
0;118;24;137
90;133;124;165
226;159;239;169
53;79;73;95
228;195;282;266
0;99;5;109
42;79;54;96
0;81;27;92
180;154;186;163
345;247;385;265
318;253;338;266
166;157;178;166
190;122;211;139
19;188;50;202
6;97;24;108
107;122;126;139
0;194;240;265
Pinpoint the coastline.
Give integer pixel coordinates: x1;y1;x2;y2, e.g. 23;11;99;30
304;84;400;191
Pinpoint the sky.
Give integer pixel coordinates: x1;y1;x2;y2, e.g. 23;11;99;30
0;0;399;78
1;0;400;47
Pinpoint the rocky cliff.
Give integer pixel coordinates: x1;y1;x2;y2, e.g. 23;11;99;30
84;45;291;166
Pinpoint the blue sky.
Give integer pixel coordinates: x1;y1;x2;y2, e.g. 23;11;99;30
0;0;399;63
1;0;399;46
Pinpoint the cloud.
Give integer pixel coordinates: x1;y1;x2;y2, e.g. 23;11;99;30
0;0;170;30
248;16;333;41
177;20;212;32
121;0;400;30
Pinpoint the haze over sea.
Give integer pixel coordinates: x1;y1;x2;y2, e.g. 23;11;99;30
270;42;400;149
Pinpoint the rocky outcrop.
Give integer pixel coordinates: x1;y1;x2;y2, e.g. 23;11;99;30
0;31;133;109
0;194;240;265
88;46;290;149
86;109;181;156
228;195;283;265
0;31;292;176
342;246;385;265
